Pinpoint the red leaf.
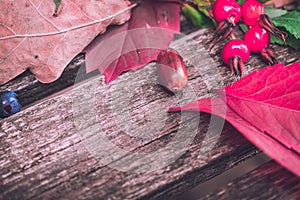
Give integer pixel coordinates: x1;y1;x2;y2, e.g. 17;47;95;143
169;62;300;177
216;62;300;153
0;0;132;84
85;0;180;83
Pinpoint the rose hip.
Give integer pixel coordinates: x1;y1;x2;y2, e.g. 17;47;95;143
222;39;250;76
212;0;242;24
241;0;265;26
244;26;269;53
244;26;277;65
156;48;188;93
208;0;242;49
242;0;286;43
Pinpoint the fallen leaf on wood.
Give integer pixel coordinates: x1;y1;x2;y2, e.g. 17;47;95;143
216;62;300;153
85;0;180;83
169;62;300;177
0;0;133;84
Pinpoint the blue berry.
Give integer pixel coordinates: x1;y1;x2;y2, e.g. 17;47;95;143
0;91;21;118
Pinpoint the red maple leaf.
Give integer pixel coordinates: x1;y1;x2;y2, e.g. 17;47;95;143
85;0;181;83
169;62;300;177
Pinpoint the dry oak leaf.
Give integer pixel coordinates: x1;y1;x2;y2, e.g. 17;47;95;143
0;0;134;84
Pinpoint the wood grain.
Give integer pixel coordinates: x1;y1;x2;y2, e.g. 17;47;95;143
0;54;99;107
205;161;300;199
0;28;299;200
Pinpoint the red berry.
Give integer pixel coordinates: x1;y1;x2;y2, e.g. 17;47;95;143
241;0;264;26
241;0;286;43
208;0;242;50
156;48;188;93
222;39;250;64
212;0;242;25
244;26;277;65
244;26;270;53
222;39;250;76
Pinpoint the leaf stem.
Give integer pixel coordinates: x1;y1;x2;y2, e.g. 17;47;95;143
230;32;236;40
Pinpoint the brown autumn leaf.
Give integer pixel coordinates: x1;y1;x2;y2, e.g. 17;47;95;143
265;0;297;8
0;0;134;84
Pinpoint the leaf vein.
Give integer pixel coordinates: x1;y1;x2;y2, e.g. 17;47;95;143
0;37;27;64
0;23;17;35
0;3;137;40
29;0;61;32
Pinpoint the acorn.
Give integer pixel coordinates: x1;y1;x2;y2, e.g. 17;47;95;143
156;48;188;93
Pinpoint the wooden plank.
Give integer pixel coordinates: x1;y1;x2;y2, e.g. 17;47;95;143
205;161;300;199
0;54;99;107
178;152;272;198
0;98;257;200
0;28;299;199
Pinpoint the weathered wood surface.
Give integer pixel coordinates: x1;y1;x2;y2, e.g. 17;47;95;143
0;54;99;107
0;28;300;200
205;161;300;199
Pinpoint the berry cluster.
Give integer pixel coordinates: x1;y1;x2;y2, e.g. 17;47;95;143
210;0;286;76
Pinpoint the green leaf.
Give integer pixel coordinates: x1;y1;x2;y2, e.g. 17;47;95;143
271;34;285;46
193;0;211;7
197;7;214;26
237;0;246;5
265;7;288;18
53;0;61;14
239;23;249;33
182;3;213;28
272;11;300;39
271;29;300;50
